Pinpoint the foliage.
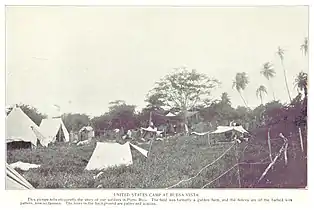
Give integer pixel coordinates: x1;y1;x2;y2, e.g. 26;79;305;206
145;92;166;111
200;92;237;125
149;67;220;123
232;72;249;92
220;92;231;105
277;46;292;103
91;114;112;131
256;85;268;105
6;33;309;191
108;100;138;131
138;108;167;127
300;37;308;56
277;46;285;60
7;131;306;188
5;137;248;188
232;72;249;107
260;62;276;80
62;113;90;132
260;62;276;100
294;71;308;97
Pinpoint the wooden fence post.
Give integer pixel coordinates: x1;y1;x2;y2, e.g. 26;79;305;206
267;128;273;162
284;143;289;165
257;134;288;184
207;132;210;146
234;140;241;188
298;127;304;153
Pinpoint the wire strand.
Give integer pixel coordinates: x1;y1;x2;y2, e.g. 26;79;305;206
201;157;270;189
165;143;236;189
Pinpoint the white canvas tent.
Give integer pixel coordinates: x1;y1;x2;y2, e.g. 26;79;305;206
85;142;147;171
211;126;248;134
6;106;46;147
141;126;164;136
166;112;176;117
191;126;248;136
39;118;70;144
6;163;34;190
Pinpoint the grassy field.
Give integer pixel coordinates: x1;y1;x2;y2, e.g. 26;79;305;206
7;131;307;189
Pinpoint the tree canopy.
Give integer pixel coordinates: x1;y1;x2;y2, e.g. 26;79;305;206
148;67;220;124
62;113;90;132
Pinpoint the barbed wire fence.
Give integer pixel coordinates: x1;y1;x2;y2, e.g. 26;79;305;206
165;128;306;189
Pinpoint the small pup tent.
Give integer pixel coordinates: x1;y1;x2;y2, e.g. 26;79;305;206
85;142;148;171
6;106;46;148
6;163;35;190
39;117;70;144
165;112;176;117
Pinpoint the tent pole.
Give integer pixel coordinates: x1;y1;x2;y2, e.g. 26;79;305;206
58;126;61;142
148;135;155;159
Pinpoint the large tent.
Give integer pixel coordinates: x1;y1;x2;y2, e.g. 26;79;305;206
39;118;70;144
6;106;46;147
85;142;147;171
6;163;34;190
191;125;249;136
211;126;248;134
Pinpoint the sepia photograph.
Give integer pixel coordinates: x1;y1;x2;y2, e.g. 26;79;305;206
5;5;308;190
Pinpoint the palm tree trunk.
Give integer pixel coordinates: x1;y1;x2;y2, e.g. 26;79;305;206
260;93;263;105
268;80;276;101
303;87;308;108
281;59;292;103
238;91;248;108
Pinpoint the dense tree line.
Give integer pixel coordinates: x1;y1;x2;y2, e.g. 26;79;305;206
8;37;307;135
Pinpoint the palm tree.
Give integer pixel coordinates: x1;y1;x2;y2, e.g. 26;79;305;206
232;72;249;108
220;92;231;105
277;46;292;103
300;37;308;56
294;71;308;98
300;37;308;90
260;62;276;100
256;85;268;105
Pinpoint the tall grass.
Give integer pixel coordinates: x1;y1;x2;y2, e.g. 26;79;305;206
7;129;306;189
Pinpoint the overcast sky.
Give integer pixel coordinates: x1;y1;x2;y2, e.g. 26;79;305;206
6;6;308;117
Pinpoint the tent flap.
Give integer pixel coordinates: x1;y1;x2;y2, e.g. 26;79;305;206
129;143;148;157
6;163;34;190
